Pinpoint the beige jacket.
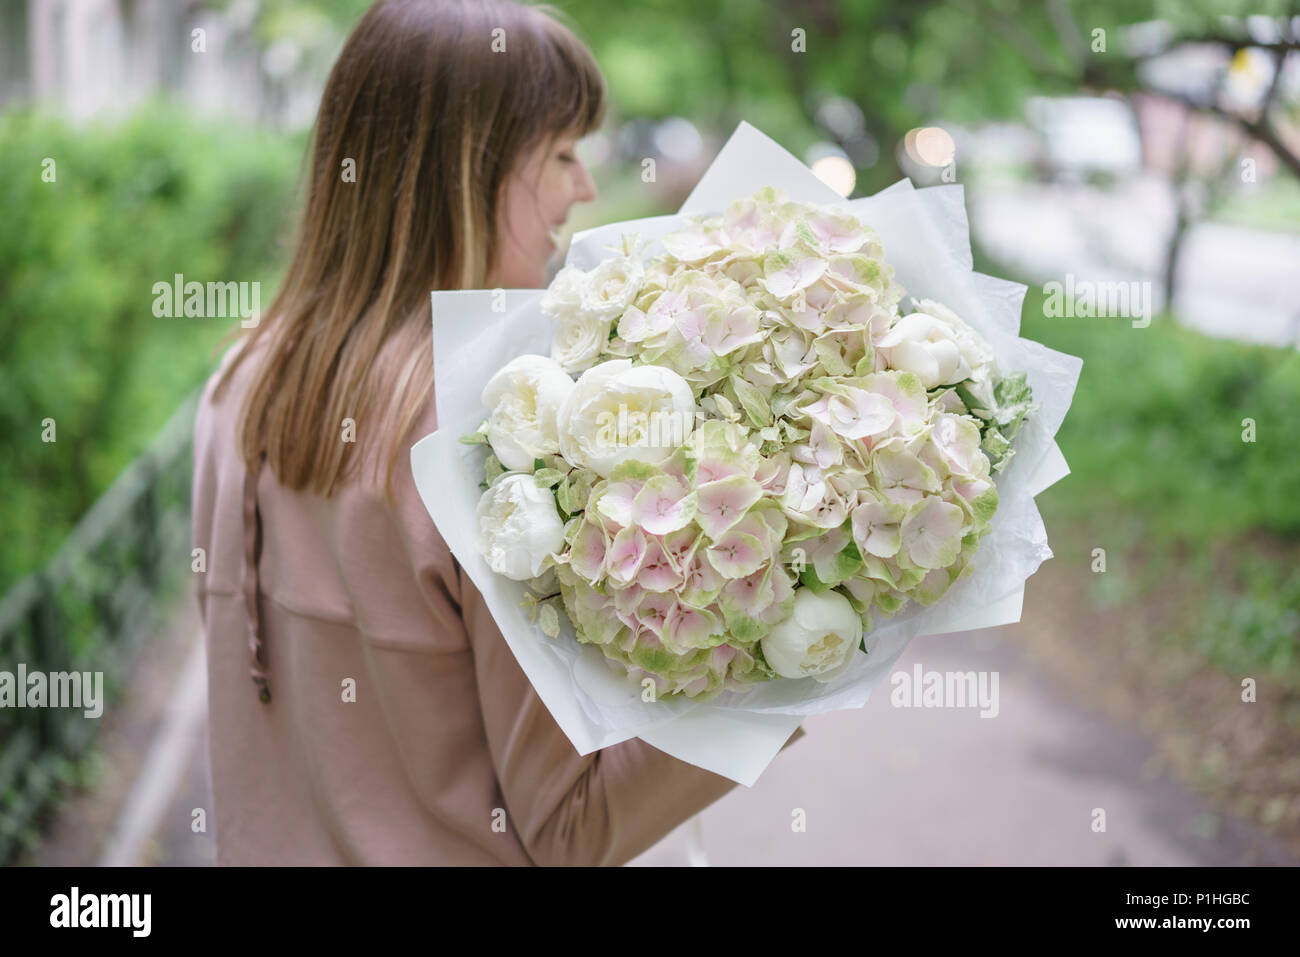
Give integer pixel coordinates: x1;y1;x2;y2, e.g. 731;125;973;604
192;340;801;865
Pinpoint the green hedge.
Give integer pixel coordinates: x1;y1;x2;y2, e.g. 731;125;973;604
1016;294;1300;544
1008;268;1300;685
0;104;302;593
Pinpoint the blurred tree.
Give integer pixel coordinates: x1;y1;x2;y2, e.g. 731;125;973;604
213;0;1299;187
207;0;1300;301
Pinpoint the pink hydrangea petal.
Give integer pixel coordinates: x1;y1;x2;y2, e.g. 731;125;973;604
695;476;763;539
635;537;685;592
706;531;766;578
606;526;648;583
568;522;608;582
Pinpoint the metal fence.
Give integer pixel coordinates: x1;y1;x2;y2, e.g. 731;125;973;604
0;392;198;864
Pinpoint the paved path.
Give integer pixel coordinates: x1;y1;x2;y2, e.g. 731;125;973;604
632;627;1294;865
34;598;1295;866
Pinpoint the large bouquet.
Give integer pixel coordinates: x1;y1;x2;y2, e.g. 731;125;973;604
413;123;1081;785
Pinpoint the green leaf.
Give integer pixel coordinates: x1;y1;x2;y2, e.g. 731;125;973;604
994;370;1033;408
832;538;864;582
799;563;832;593
992;372;1036;434
458;422;490;445
982;427;1011;457
533;467;566;488
974;372;1039;473
953;383;986;416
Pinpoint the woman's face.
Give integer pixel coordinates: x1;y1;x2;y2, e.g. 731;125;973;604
487;130;598;288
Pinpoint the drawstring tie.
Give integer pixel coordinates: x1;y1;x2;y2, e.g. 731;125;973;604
243;451;270;703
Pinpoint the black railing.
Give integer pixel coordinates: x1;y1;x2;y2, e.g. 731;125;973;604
0;392;198;863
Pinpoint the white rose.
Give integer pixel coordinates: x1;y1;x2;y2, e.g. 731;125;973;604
540;265;586;319
580;256;644;321
475;474;566;580
556;359;696;477
481;355;575;470
761;588;862;682
550;310;611;374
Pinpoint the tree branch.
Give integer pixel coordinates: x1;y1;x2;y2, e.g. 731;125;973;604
1155;89;1300;180
1045;0;1088;67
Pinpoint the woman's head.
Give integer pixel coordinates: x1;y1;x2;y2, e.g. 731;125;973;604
305;0;604;292
219;0;606;499
490;124;598;288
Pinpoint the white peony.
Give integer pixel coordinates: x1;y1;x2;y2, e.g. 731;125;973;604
580;256;645;321
760;587;862;682
875;312;968;389
915;299;998;373
555;359;696;477
474;474;566;580
915;298;1000;411
877;301;1000;392
481;354;575;470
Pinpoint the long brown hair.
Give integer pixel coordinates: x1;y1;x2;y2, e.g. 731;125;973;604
215;0;606;500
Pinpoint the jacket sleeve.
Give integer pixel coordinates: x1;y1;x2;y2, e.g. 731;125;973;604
457;561;805;867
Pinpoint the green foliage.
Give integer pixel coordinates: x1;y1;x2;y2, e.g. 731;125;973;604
555;0;1167;191
1208;177;1300;234
1017;287;1300;543
0;104;300;592
1007;263;1299;685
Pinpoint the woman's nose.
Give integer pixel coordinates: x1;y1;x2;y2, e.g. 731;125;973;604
573;160;598;204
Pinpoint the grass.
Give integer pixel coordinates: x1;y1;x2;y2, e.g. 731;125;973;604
1209;176;1300;234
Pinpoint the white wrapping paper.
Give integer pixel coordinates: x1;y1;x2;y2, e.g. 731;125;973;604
411;121;1081;786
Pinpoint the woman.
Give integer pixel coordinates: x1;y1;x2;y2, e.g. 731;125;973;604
192;0;800;866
